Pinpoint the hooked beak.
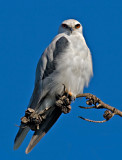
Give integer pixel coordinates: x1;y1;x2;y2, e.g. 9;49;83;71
69;27;74;33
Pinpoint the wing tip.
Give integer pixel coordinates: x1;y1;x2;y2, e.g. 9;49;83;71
25;147;30;154
25;131;46;154
14;126;30;151
13;139;22;151
13;144;18;151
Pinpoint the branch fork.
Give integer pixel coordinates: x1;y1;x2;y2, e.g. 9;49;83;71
77;93;122;123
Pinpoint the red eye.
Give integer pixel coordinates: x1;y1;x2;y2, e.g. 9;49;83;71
62;24;68;28
75;24;80;29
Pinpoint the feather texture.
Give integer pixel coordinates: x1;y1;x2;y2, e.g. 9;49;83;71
14;19;93;153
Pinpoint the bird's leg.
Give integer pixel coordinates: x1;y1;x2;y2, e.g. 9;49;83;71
62;84;76;101
65;91;76;101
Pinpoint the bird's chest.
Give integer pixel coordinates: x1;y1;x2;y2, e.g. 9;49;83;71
63;36;88;75
54;36;90;95
69;35;88;58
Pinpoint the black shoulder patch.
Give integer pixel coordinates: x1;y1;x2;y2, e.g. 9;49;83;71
42;36;69;80
53;36;69;58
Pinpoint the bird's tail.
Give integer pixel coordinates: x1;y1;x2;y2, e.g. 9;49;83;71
14;124;30;150
25;107;62;154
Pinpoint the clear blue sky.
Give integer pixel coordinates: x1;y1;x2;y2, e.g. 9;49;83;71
0;0;122;160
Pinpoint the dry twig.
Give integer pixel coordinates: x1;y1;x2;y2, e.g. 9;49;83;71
18;93;122;130
76;93;122;123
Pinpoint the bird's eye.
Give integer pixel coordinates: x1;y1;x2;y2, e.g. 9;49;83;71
62;24;68;28
75;24;81;29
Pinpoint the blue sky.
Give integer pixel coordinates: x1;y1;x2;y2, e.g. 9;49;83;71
0;0;122;159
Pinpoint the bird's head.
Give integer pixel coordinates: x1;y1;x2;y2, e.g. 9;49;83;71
58;19;83;35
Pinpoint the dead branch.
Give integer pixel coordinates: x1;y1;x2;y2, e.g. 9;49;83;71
18;93;122;130
76;93;122;123
19;95;72;131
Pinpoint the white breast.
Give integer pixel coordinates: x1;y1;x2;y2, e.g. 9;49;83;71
49;33;93;96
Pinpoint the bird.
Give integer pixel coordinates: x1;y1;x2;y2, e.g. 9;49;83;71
14;19;93;154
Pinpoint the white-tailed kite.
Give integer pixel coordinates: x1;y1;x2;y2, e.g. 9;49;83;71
14;19;93;154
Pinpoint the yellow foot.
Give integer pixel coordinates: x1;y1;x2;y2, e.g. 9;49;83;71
68;91;73;97
62;84;75;101
66;91;75;101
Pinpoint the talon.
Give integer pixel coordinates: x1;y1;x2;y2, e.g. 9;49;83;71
62;84;67;94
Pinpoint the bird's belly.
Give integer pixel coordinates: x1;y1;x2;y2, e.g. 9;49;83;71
50;52;91;96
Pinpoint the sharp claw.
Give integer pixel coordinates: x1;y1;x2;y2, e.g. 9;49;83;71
62;84;67;93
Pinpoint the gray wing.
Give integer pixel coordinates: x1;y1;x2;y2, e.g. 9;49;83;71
28;36;69;110
14;36;69;151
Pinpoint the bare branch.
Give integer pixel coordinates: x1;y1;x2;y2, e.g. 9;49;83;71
76;93;122;123
18;93;122;130
79;106;95;109
78;116;107;123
